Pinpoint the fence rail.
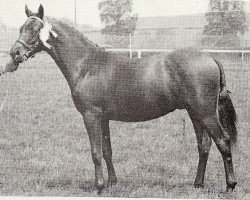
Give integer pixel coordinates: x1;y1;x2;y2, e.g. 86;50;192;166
106;48;250;60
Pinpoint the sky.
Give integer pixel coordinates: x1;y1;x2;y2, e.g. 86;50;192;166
0;0;249;28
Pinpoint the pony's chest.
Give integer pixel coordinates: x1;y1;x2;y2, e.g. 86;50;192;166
73;90;105;107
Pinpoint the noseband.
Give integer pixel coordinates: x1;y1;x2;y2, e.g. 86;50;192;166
16;39;40;59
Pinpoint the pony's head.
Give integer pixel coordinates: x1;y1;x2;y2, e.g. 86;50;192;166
9;4;57;65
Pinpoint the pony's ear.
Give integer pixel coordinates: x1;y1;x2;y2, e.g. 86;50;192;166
25;5;34;17
37;4;44;19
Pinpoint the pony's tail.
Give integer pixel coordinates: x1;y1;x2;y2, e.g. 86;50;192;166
218;91;238;145
215;58;238;145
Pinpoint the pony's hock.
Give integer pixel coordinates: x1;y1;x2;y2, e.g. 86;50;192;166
9;4;238;192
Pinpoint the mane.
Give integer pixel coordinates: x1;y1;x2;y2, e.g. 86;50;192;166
45;16;102;50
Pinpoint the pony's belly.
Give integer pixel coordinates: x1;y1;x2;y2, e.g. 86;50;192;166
107;102;176;122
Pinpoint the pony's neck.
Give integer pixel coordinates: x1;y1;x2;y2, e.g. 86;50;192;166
44;17;99;90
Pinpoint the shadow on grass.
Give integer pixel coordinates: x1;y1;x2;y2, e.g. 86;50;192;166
45;179;95;192
107;178;193;191
43;177;188;194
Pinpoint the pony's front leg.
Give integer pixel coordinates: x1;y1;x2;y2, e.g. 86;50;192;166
101;119;117;186
82;107;105;192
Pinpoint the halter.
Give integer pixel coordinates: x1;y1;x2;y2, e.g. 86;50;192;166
16;16;58;59
16;39;36;51
17;16;44;52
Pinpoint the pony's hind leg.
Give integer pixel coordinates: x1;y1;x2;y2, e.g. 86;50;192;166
202;114;237;191
101;119;117;186
188;111;212;188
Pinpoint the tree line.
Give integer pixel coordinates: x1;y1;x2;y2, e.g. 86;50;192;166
98;0;248;48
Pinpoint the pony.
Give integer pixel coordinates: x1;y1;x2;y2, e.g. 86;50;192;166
8;4;237;192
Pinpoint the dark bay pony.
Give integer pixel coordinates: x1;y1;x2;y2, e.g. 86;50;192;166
9;5;237;192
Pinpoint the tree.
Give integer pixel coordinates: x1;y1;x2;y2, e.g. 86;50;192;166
98;0;138;36
204;0;247;36
203;0;248;47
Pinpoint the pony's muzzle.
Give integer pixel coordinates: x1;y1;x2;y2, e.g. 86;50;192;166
10;43;27;64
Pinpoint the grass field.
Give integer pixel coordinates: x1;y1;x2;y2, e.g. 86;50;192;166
0;53;249;198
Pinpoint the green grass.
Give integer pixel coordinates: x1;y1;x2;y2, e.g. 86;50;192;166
0;54;249;198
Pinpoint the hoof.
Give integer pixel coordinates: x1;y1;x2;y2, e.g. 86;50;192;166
108;177;118;187
226;182;237;192
194;184;204;188
95;179;105;194
97;184;105;194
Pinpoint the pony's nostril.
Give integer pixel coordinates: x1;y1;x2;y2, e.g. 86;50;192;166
10;49;20;59
15;55;20;60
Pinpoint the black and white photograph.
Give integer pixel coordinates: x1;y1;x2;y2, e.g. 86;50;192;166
0;0;249;198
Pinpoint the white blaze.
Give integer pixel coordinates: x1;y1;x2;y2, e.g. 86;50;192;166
39;21;58;49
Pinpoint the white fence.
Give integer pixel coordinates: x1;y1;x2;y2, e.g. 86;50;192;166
106;48;250;62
